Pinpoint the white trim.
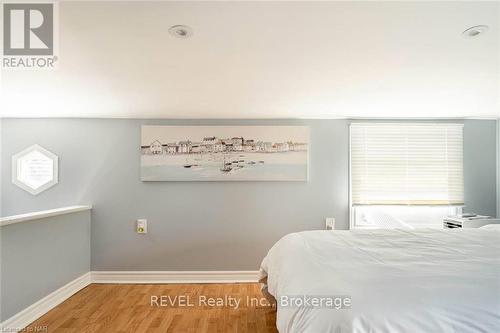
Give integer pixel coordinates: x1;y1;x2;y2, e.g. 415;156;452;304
0;205;92;227
91;271;261;284
0;273;91;332
2;116;499;120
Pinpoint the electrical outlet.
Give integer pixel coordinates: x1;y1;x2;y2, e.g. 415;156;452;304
325;218;335;230
136;219;147;234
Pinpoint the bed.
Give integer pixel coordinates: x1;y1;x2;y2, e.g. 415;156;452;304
260;228;500;333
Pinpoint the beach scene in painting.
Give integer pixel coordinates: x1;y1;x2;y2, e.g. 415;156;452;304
141;126;308;181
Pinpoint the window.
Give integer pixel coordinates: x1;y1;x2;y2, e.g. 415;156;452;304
12;144;59;195
350;123;463;229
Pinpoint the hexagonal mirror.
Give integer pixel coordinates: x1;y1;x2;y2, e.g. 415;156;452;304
12;145;58;195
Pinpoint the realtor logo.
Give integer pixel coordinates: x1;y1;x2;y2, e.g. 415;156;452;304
2;1;58;69
3;3;53;55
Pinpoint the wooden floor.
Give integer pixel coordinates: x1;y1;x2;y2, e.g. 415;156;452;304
26;283;278;333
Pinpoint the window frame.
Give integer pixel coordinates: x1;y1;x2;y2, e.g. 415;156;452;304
348;122;464;229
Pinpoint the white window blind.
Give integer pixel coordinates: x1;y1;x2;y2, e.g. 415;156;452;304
350;123;464;205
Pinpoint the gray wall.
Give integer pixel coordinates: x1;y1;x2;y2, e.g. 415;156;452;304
0;119;497;271
0;211;91;321
497;119;500;218
463;120;498;217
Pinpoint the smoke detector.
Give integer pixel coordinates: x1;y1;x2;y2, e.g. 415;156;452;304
169;25;193;39
462;25;488;38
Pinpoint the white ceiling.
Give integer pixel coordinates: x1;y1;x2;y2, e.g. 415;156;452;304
1;1;499;118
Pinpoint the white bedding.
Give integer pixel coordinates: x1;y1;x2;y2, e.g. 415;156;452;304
260;229;500;333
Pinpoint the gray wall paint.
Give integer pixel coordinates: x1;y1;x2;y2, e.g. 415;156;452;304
463;120;498;217
0;119;497;272
0;211;90;321
1;119;349;271
497;119;500;218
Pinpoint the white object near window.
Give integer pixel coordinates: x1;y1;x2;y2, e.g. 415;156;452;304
352;205;461;229
350;123;464;229
12;145;59;195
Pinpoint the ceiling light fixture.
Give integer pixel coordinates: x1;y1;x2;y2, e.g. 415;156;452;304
462;25;488;38
169;25;193;39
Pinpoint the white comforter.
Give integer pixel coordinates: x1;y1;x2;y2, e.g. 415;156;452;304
260;229;500;333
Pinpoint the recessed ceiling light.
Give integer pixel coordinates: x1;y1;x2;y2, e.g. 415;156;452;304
169;25;193;39
462;25;488;38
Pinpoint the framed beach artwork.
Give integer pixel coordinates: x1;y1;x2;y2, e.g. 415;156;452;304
141;126;309;181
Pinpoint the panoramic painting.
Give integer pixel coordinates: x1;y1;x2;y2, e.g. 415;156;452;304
141;126;309;181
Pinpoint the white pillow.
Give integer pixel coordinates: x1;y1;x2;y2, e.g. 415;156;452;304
479;224;500;229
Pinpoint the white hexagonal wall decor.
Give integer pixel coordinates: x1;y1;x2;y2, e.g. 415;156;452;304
12;145;59;195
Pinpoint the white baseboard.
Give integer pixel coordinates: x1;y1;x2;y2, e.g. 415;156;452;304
91;270;261;284
0;272;91;332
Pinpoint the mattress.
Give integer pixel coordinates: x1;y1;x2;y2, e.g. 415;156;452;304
260;229;500;333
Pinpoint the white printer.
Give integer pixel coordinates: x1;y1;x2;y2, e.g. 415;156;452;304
443;214;500;229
